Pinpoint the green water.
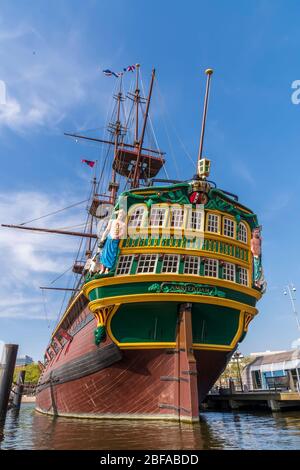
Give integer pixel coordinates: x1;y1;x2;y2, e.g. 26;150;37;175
1;404;300;450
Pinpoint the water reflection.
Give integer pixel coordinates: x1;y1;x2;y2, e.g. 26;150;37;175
1;404;300;450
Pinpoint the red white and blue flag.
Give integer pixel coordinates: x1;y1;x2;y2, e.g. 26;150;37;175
81;159;95;168
123;64;136;72
103;65;136;78
103;69;119;78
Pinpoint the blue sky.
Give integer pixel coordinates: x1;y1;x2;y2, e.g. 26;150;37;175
1;0;300;360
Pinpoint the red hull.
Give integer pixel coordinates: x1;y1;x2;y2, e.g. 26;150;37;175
36;306;230;422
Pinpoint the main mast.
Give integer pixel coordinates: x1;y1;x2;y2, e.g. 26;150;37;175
195;68;213;181
131;68;156;188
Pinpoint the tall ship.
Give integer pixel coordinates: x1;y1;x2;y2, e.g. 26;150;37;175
3;66;266;423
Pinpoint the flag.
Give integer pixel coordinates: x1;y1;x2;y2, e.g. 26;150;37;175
123;65;136;72
82;159;95;168
103;69;119;78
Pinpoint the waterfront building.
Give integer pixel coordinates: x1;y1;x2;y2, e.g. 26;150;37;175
242;349;300;392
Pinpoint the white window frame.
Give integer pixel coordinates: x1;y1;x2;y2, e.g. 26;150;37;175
150;206;168;228
187;208;204;231
183;256;200;275
223;217;235;238
238;222;248;243
161;254;180;274
128;204;146;228
136;254;158;274
239;267;248;286
223;262;236;282
204;258;218;277
115;255;134;276
170;206;184;229
206;213;220;233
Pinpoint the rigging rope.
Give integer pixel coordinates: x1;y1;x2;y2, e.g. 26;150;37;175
18;199;89;226
155;77;196;171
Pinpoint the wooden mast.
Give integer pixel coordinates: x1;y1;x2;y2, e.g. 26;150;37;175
86;176;97;258
197;68;213;172
109;73;123;205
131;68;156;189
134;64;140;145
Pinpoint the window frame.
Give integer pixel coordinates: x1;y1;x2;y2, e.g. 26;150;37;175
183;256;201;275
239;267;249;286
223;217;236;239
136;253;159;274
169;205;184;229
186;207;204;232
149;205;169;228
127;203;147;229
238;221;248;244
203;258;219;278
161;254;180;274
206;212;220;234
115;254;134;276
222;262;236;282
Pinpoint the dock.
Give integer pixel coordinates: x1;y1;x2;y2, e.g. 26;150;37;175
205;390;300;411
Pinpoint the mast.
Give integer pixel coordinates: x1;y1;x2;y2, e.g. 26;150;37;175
109;74;124;205
196;68;213;179
134;64;140;144
131;68;156;189
85;176;97;258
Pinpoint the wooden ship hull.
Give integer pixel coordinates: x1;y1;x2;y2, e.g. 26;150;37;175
36;181;263;423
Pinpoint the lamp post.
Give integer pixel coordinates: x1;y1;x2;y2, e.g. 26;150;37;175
232;350;244;392
283;284;300;332
284;284;300;391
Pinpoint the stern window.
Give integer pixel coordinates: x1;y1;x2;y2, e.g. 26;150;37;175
223;262;236;282
223;218;235;238
136;254;158;274
239;267;248;286
184;256;200;275
115;255;134;276
161;254;180;273
207;213;219;233
238;222;248;243
204;258;218;277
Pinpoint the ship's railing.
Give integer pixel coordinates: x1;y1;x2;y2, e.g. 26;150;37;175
120;235;249;265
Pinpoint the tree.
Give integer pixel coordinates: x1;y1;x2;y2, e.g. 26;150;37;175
13;363;41;384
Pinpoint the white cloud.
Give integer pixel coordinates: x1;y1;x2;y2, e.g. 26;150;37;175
233;159;256;186
0;190;87;321
291;338;300;349
0;21;109;133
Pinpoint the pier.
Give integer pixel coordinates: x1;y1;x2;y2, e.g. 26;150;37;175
205;390;300;411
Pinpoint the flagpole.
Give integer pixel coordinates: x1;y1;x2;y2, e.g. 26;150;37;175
197;69;213;167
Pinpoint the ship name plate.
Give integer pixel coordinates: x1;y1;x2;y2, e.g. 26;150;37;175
148;282;226;297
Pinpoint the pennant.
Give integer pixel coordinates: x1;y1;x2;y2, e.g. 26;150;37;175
82;159;95;168
103;65;136;78
103;69;119;78
123;65;136;72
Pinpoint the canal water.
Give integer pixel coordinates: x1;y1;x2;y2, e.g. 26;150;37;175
1;404;300;450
